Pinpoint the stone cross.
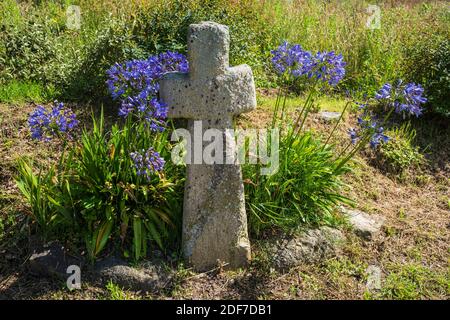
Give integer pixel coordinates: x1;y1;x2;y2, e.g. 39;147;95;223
160;21;256;271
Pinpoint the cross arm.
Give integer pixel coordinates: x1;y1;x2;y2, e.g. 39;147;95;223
219;64;257;116
159;72;193;118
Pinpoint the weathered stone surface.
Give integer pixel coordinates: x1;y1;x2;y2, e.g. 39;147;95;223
160;21;256;271
270;227;345;271
318;111;341;122
95;256;171;292
28;242;83;278
340;207;385;240
366;265;382;292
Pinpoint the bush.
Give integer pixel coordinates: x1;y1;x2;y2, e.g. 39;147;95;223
243;42;352;235
376;122;425;175
405;37;450;116
0;22;58;83
64;114;184;260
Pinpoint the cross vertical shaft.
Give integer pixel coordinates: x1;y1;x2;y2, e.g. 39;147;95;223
160;21;256;271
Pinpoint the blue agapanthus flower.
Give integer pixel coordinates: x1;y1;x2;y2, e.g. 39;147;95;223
107;51;188;132
271;41;313;76
28;102;78;141
348;110;390;149
106;51;188;101
119;96;168;132
308;51;346;86
130;148;165;181
375;81;427;117
271;41;346;86
370;127;390;148
348;128;359;144
375;83;392;100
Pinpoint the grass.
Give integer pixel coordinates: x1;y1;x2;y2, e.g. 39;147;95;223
378;263;449;300
105;281;135;300
0;81;56;104
257;93;350;113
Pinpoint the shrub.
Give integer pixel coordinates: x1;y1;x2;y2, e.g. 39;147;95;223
244;42;429;235
16;109;184;261
405;37;450;116
377;122;425;175
0;22;57;83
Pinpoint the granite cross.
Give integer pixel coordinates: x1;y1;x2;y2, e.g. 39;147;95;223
160;21;257;271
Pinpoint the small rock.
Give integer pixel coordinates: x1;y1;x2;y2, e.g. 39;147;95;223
95;256;171;292
270;226;345;271
340;207;385;240
28;242;83;279
366;265;382;291
318;111;341;122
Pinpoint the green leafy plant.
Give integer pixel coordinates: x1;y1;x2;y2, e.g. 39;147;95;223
16;110;184;261
243;130;351;235
60;112;184;260
404;37;450;117
377;122;425;175
243;43;352;235
15;159;59;238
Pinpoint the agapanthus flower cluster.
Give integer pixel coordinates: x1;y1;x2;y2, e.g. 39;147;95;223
271;41;312;76
348;80;427;149
106;51;188;101
348;108;389;149
106;51;188;131
119;96;168;132
130;148;165;181
309;51;346;86
271;41;346;86
28;102;78;141
375;80;427;117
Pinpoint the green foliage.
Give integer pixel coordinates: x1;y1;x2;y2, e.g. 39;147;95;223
380;264;449;300
0;81;56;103
243;131;351;235
59;18;146;100
65;113;184;260
16;111;184;261
405;37;450;116
15;159;59;238
243;81;352;235
377;122;425;175
105;280;133;300
0;21;58;83
1;0;448;102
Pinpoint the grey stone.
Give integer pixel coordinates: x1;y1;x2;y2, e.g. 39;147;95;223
270;226;345;271
318;111;341;122
160;22;256;271
340;207;385;240
28;242;83;278
366;265;382;292
95;256;171;292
